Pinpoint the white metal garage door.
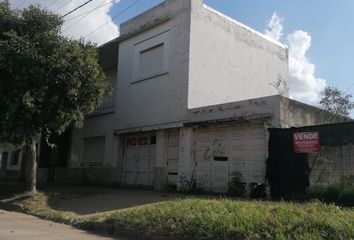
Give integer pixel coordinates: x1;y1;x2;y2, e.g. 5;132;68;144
166;131;179;186
123;134;156;186
195;124;267;193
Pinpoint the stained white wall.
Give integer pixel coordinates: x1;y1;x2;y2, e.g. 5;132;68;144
69;67;119;168
115;0;288;130
188;4;289;109
115;0;193;131
69;113;117;168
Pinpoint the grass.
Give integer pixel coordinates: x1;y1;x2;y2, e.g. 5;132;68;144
1;184;353;240
77;199;354;240
290;184;354;207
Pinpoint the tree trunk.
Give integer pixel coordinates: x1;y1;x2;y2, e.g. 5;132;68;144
24;141;37;194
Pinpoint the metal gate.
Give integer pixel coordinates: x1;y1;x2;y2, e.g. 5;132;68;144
195;124;267;192
123;133;156;186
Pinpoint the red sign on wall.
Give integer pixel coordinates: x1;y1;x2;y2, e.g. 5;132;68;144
126;137;137;146
293;132;320;153
138;136;149;145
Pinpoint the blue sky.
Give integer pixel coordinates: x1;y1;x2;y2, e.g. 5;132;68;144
109;0;354;105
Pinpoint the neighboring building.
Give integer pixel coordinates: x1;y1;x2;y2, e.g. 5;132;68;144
0;0;346;192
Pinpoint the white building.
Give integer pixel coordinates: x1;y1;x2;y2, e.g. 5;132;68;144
0;0;339;192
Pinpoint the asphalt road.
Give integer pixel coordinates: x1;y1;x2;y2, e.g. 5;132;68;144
0;209;120;240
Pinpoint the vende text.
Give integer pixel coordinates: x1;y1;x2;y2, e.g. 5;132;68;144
293;132;320;153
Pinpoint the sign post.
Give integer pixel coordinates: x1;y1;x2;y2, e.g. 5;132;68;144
293;132;320;153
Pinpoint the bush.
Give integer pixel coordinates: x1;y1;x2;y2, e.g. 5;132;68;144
228;171;246;197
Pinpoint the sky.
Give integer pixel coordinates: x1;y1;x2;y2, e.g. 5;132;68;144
8;0;354;113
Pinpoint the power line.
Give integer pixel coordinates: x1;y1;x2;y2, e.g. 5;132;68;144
64;0;115;22
62;0;113;33
84;0;142;38
61;0;94;19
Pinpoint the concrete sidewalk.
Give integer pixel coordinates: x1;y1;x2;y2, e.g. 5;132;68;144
0;210;122;240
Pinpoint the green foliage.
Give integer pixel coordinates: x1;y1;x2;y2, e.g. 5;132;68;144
228;170;246;197
320;86;354;117
178;173;203;194
0;1;108;145
291;180;354;207
1;183;354;240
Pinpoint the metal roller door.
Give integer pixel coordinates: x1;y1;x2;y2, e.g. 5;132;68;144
195;124;267;193
123;134;156;186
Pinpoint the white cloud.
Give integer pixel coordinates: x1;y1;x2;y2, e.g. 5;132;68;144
265;12;326;105
9;0;119;45
265;12;283;42
288;31;326;103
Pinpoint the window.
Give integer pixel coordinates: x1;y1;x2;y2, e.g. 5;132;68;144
1;152;8;169
10;150;20;166
150;136;156;145
132;30;170;82
139;44;164;78
83;136;105;164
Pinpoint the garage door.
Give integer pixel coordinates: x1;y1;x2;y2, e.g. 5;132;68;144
195;124;266;193
123;134;156;186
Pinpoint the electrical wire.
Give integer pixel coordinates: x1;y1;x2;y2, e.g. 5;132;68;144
61;0;94;18
84;0;141;38
64;0;115;22
62;0;113;33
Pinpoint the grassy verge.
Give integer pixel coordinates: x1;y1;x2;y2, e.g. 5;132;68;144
1;188;353;240
77;199;354;240
290;184;354;207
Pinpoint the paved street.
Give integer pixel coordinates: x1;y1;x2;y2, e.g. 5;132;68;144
0;210;119;240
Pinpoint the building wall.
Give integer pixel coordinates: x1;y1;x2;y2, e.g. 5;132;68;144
69;63;120;169
0;144;22;171
187;95;282;128
69;113;119;169
93;67;117;115
177;95;284;193
309;144;354;186
115;0;193;131
280;97;349;128
188;4;289;108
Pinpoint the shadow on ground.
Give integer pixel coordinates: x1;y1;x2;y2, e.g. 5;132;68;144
46;186;190;215
0;182;216;215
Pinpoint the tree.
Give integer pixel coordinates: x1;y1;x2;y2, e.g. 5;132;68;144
0;1;108;193
320;86;354;117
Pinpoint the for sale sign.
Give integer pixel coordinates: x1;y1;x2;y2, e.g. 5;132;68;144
293;132;320;153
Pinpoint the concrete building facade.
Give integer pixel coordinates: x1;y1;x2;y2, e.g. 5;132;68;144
0;0;344;192
67;0;289;192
